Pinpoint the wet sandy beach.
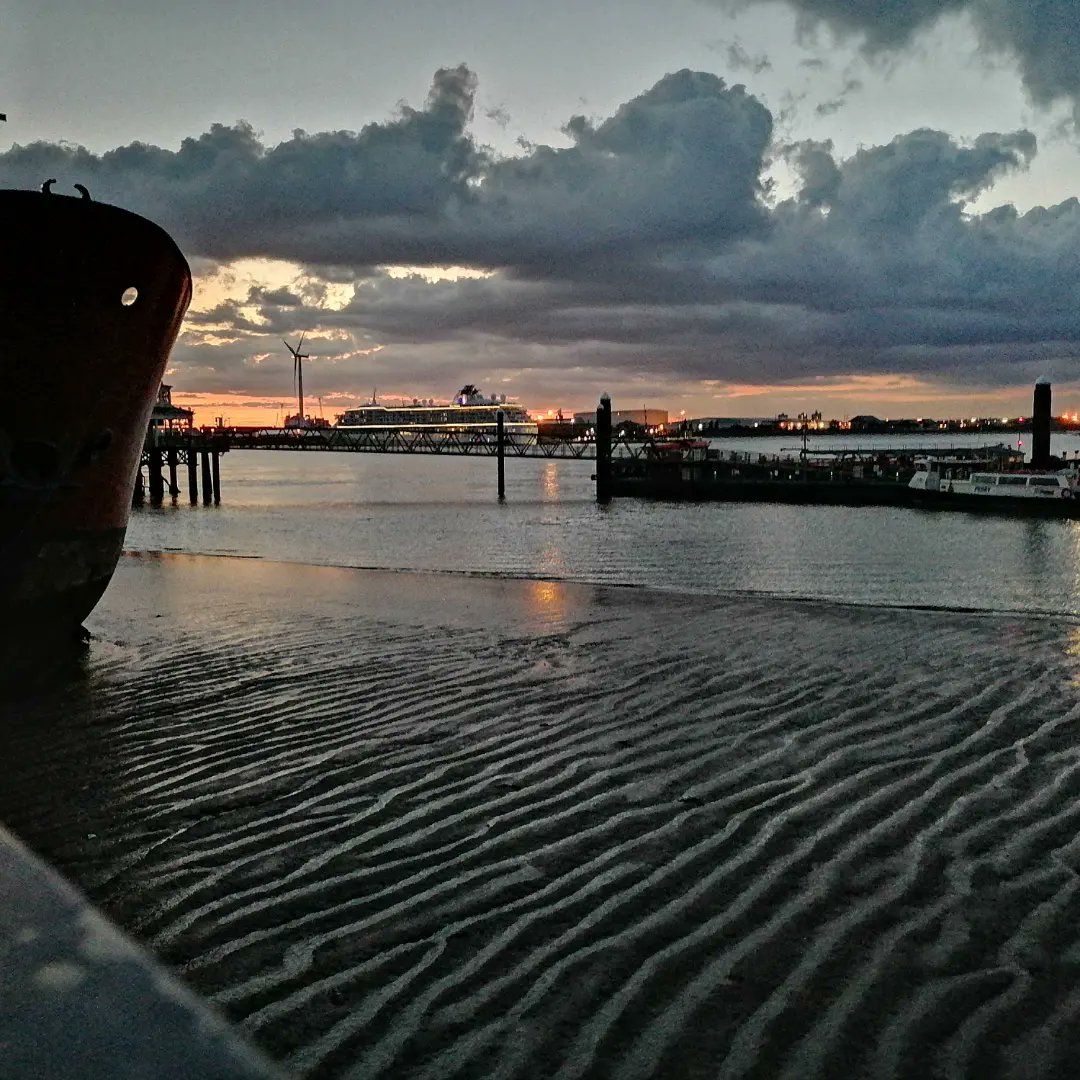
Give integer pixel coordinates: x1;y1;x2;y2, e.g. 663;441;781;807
4;551;1080;1078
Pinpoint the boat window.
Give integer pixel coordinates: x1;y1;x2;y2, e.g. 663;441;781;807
998;475;1028;485
970;474;995;484
1029;477;1061;487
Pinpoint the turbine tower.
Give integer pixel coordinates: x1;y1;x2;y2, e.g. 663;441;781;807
283;334;310;424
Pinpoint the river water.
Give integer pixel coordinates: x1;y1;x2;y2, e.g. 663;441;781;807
126;432;1080;619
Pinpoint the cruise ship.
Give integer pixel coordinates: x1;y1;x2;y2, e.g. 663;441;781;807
336;385;536;433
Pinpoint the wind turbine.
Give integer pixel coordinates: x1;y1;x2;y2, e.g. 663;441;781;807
283;334;310;425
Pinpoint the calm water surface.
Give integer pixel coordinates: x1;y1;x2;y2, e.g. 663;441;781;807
125;435;1080;618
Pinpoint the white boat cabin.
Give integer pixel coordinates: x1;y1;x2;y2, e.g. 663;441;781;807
909;458;1076;498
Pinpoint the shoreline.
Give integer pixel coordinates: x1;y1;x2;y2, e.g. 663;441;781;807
116;547;1080;625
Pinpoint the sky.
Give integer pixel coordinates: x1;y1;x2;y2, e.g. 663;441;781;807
5;0;1080;424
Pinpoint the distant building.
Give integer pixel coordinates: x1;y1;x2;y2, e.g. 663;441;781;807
848;415;885;433
681;417;774;434
699;417;769;428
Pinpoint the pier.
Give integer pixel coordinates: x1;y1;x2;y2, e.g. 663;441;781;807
192;401;634;504
217;422;610;459
140;381;1073;516
135;430;229;506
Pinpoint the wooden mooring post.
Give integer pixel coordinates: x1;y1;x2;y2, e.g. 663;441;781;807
595;393;612;504
200;449;212;506
496;410;505;501
187;435;198;504
211;449;221;505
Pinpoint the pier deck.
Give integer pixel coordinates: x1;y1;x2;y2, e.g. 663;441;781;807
211;425;621;460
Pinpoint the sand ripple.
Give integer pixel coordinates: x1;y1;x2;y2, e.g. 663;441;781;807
4;555;1080;1078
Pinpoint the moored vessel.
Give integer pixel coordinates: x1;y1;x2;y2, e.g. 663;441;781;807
336;384;536;434
1;184;191;655
908;456;1080;513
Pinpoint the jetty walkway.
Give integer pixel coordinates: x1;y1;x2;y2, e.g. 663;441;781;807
205;424;621;460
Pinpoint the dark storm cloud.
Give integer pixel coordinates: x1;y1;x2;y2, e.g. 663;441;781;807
710;0;1080;122
716;0;968;48
693;126;1080;384
0;64;486;266
5;64;1079;395
0;66;772;272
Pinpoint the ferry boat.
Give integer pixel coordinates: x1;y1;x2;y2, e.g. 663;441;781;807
336;385;536;434
1;184;191;656
908;456;1080;515
909;457;1077;499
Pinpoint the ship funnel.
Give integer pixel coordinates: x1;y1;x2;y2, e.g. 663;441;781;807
1032;378;1052;468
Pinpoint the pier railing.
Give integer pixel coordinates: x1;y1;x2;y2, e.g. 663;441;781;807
208;425;654;461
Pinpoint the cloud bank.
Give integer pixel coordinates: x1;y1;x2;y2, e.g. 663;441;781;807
3;63;1077;405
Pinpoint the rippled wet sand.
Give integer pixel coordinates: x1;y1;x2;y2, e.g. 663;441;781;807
4;552;1080;1079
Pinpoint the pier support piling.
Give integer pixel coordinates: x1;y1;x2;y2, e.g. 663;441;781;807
187;436;198;504
167;447;179;498
200;450;212;506
496;410;505;501
596;393;612;504
211;449;221;505
148;447;164;504
1032;377;1052;468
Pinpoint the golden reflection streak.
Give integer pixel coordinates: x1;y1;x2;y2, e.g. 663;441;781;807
541;461;560;501
526;577;570;625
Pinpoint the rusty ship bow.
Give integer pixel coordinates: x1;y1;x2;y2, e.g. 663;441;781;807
1;186;191;658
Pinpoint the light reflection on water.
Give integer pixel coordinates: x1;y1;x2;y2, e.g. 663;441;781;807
524;578;572;628
125;449;1080;617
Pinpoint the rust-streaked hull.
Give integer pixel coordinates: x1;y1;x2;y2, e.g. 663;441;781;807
1;188;191;653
